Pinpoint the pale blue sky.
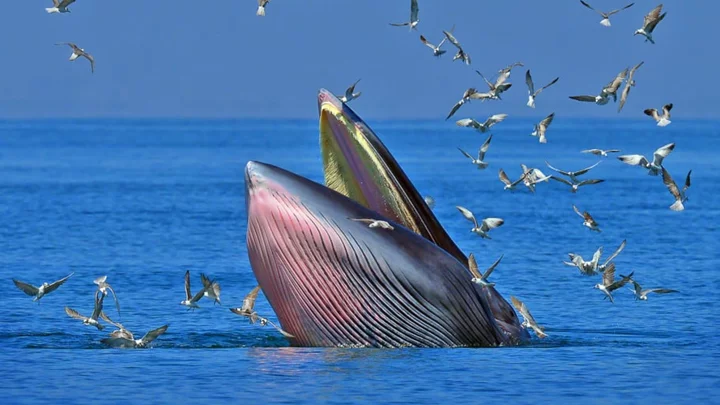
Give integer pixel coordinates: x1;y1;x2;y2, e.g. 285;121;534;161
0;1;711;119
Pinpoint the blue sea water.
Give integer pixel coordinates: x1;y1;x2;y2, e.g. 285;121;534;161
0;118;719;404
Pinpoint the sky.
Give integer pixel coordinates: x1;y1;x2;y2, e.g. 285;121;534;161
0;1;713;119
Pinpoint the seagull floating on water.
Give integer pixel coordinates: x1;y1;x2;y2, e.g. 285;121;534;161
200;273;221;305
390;0;419;31
618;61;644;112
644;103;672;127
468;253;503;287
618;142;675;176
579;1;634;27
46;0;75;13
581;149;621;157
456;206;504;239
498;169;529;191
64;291;105;330
230;285;295;338
531;112;555;144
180;270;209;310
634;4;667;44
55;42;94;73
525;70;559;108
594;263;634;303
630;280;678;301
458;134;492;170
662;166;691;211
510;296;547;338
350;218;395;230
256;0;269;17
13;272;74;302
338;80;362;103
573;204;601;232
456;114;507;133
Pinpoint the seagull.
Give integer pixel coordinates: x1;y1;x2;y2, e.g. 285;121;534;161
618;61;644;113
618;142;675;176
634;4;667;44
419;30;450;57
531;112;555;144
230;285;295;338
456;114;508;133
64;291;105;330
594;263;634;303
458;135;492;169
520;164;552;193
338;79;362;103
256;0;269;16
443;30;471;65
100;323;169;349
569;94;610;105
510;296;547;339
602;68;628;102
496;62;524;86
55;42;94;73
525;70;559;108
476;70;514;100
200;273;221;305
180;270;209;310
563;247;603;276
662;167;692;211
579;1;635;27
424;195;436;209
551;177;605;193
644;103;673;127
545;160;601;183
630;280;678;301
468;253;503;287
498;169;529;191
13;272;74;302
597;239;627;273
445;88;493;120
46;0;75;13
573;204;601;232
100;312;133;340
350;218;395;230
581;148;621;157
390;0;420;31
456;206;504;239
93;275;120;317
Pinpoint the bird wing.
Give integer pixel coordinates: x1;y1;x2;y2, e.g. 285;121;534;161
446;99;465;121
13;279;39;296
482;254;504;279
485;114;507;127
652;142;675;166
103;283;121;316
345;79;360;99
455;118;480;129
602;263;616;286
510;296;539;327
536;77;559;97
200;273;213;290
602;239;626;267
410;0;419;22
475;71;495;90
455;206;479;229
467;253;482;279
442;30;462;49
583;211;596;225
545;161;570;177
457;147;474;161
605;149;621;153
570;95;598;102
631;280;643;297
525;70;535;95
478;134;493;161
539;112;555;129
419;35;436;50
572;204;585;219
644;108;660;121
184;270;192;300
591;247;603;267
574;161;601;176
480;218;504;232
646;288;679;295
45;272;74;294
140;325;169;345
65;307;86;320
618;154;649;167
683;170;692;192
580;0;603;16
468;91;492;101
661;166;681;200
389;22;410;27
607;2;634;16
93;275;108;286
581;149;601;155
605;68;628;93
618;84;631;112
550;176;572;186
498;169;512;186
350;218;376;225
91;292;105;320
577;179;603;188
646;11;666;33
100;311;125;330
242;285;262;313
58;0;76;8
662;103;673;119
628;60;644;79
643;4;665;30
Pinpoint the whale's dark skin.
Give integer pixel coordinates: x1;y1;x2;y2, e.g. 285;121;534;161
245;161;524;347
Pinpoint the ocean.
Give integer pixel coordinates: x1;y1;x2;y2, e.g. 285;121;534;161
1;118;718;404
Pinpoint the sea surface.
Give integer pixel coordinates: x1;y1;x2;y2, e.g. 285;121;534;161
0;118;718;404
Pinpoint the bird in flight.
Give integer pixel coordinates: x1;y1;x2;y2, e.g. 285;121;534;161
579;1;635;27
55;42;95;73
390;0;419;31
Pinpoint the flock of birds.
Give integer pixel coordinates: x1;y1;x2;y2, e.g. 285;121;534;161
16;1;685;345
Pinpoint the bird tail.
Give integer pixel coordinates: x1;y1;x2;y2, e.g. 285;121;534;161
600;18;611;27
658;118;671;127
256;6;266;16
45;7;59;13
527;97;535;108
539;134;547;144
670;200;685;212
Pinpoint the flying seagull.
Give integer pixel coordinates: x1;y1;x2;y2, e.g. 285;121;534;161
46;0;75;13
94;275;120;318
13;272;74;302
634;4;667;44
594;263;634;303
618;61;644;112
573;204;601;232
476;70;512;100
256;0;269;16
531;112;555;144
338;79;362;103
443;29;470;65
456;206;504;239
230;285;295;338
602;68;628;102
545;160;601;183
630;280;678;301
563;247;603;276
569;94;610;105
445;88;492;120
618;142;675;176
579;1;634;27
644;103;672;127
525;70;559;108
458;134;493;169
520;164;552;193
390;0;419;30
597;239;627;273
180;270;209;310
55;42;94;73
200;273;221;305
498;169;529;191
510;296;547;339
581;148;621;157
64;291;105;331
496;62;525;86
551;177;605;193
456;114;507;133
468;253;503;287
349;218;395;230
420;27;452;57
661;167;691;211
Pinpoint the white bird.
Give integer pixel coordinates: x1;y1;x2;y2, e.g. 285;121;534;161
64;291;105;331
597;239;627;273
573;204;601;232
458;134;492;169
350;218;395;230
602;68;628;102
456;114;507;133
594;264;634;303
569;94;610;105
443;29;470;65
630;280;678;301
618;61;644;113
93;275;121;318
476;70;515;100
510;296;547;339
551;177;605;193
456;206;504;239
662;167;691;211
495;62;525;86
520;164;552;193
419;32;449;57
581;148;621;157
617;142;675;176
545;160;601;183
55;42;94;73
200;273;221;305
13;272;74;302
46;0;75;14
256;0;269;16
468;253;503;287
634;4;667;44
390;0;420;31
498;169;529;191
563;247;603;276
579;1;635;27
338;79;362;103
180;270;209;310
531;112;555;144
525;70;559;108
445;88;493;120
644;103;673;127
230;285;295;338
